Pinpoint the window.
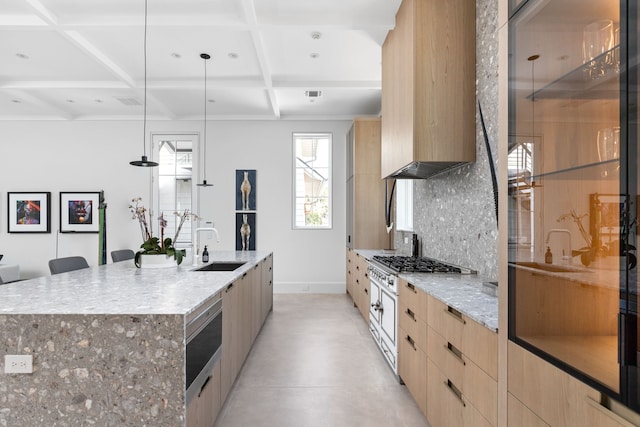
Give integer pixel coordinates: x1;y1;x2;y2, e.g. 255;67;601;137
152;134;197;249
395;179;413;231
293;133;332;229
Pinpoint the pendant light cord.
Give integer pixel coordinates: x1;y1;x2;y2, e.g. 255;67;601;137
203;55;207;182
143;0;148;158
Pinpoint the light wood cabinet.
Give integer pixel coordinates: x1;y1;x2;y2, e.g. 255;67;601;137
346;118;388;249
380;0;476;178
354;253;370;323
187;362;221;427
261;253;273;322
397;279;499;426
426;293;498;426
507;342;635;427
219;255;273;410
220;280;238;403
398;278;428;416
427;358;493;427
346;249;354;299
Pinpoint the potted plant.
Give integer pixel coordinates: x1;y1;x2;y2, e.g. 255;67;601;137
129;198;197;268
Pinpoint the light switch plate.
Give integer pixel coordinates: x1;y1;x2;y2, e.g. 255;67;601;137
4;354;33;374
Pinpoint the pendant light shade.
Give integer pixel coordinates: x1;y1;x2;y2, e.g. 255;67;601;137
197;53;213;186
130;0;158;167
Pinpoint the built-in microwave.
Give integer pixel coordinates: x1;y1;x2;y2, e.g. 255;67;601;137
186;296;222;403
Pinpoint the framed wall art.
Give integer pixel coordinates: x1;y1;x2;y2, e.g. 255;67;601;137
60;192;100;233
8;192;51;233
235;170;256;211
236;212;256;251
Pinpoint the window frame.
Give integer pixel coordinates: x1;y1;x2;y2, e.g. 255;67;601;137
292;132;333;230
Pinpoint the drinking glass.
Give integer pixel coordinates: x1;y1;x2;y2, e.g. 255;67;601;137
583;20;614;78
597;127;619;162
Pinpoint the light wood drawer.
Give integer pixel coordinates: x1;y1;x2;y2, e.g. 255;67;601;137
399;326;427;417
428;295;464;348
398;278;427;321
428;326;497;426
427;359;492;427
462;315;498;381
427;295;498;380
427;325;465;388
399;301;427;352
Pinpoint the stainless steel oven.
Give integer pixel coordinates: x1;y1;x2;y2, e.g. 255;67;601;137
186;296;222;404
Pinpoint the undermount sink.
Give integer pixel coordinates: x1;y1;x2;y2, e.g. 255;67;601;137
195;262;246;272
512;261;590;273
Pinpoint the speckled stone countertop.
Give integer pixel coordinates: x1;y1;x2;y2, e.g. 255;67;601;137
0;250;271;315
0;250;271;426
355;249;498;332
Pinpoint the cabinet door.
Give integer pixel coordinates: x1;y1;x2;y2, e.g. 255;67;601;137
261;255;273;322
346;248;354;299
398;326;427;416
221;282;237;403
251;263;261;341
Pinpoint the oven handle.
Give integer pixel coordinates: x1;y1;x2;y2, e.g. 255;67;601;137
186;298;223;344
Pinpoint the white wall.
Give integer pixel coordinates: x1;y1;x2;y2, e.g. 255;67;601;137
0;119;350;293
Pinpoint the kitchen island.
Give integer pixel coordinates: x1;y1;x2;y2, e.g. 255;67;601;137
0;250;273;426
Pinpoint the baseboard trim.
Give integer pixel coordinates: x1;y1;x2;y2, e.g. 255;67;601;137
274;281;345;294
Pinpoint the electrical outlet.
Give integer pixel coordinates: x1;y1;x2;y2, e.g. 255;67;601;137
4;355;33;374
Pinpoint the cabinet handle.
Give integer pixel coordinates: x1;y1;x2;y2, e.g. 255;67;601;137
356;265;360;270
444;306;466;324
445;342;465;365
198;375;212;397
405;308;417;322
406;283;417;294
406;335;416;350
226;283;234;292
364;288;368;295
444;379;465;407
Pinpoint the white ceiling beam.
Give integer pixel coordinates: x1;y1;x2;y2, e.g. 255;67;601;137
240;0;280;119
2;79;381;90
24;0;58;25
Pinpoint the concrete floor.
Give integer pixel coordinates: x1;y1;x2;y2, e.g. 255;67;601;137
214;293;430;427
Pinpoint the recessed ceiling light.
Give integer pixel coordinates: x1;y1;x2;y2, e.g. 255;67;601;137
310;53;320;59
95;99;103;103
311;32;321;40
171;53;181;59
11;99;21;103
208;99;216;103
15;53;29;59
228;53;238;59
66;99;75;103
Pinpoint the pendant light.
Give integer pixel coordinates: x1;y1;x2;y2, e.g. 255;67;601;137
197;53;213;186
130;0;158;167
528;54;539;187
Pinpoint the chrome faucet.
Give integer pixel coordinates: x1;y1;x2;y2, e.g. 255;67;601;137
545;229;572;264
192;225;220;266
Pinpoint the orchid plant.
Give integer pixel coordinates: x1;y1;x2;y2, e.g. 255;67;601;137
129;197;198;266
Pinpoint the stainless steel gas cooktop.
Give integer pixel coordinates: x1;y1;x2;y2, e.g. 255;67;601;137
371;255;477;275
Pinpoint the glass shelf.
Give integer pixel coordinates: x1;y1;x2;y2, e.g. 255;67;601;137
528;46;620;101
529;158;619;181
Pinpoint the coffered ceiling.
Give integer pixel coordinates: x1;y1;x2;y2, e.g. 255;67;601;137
0;0;401;121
